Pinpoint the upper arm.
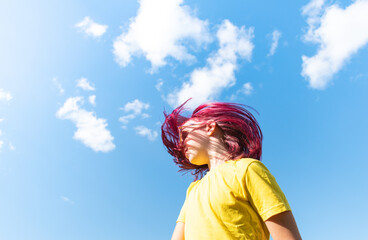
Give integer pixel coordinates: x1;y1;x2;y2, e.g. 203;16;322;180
265;211;302;240
171;222;185;240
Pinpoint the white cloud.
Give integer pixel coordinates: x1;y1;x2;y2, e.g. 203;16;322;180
119;99;150;128
0;89;12;101
302;0;326;43
60;196;74;204
229;82;254;100
141;113;150;119
118;114;135;127
241;82;253;95
75;16;108;38
113;0;211;71
134;125;158;141
89;95;96;106
301;0;368;89
155;79;164;91
76;78;95;91
56;97;115;153
121;99;149;114
268;30;282;56
53;77;65;95
9;142;15;151
0;129;2;151
168;19;254;109
0;93;12;152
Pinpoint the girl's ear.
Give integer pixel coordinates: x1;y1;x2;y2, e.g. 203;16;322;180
206;121;217;136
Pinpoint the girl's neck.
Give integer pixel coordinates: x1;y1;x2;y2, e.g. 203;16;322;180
207;138;232;171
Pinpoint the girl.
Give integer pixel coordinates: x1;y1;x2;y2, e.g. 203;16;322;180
161;101;301;240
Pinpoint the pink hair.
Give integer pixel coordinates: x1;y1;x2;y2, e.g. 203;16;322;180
161;100;263;180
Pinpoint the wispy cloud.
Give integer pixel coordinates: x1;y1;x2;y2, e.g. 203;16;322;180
9;142;15;151
240;82;253;95
268;30;282;56
53;77;65;95
77;78;95;91
134;126;158;141
301;0;368;89
0;129;8;152
302;0;325;43
113;0;211;71
56;97;115;153
0;89;12;101
119;114;136;127
0;129;3;151
168;19;254;109
60;196;74;205
0;90;12;152
230;82;254;100
155;79;164;91
75;16;108;38
121;99;149;114
119;99;150;128
89;95;96;106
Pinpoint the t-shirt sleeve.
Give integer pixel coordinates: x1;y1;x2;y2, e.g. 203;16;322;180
244;161;291;221
176;199;187;223
176;181;198;223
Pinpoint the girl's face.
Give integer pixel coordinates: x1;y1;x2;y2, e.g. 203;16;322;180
179;120;211;166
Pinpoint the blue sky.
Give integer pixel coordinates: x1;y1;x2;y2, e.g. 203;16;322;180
1;0;368;239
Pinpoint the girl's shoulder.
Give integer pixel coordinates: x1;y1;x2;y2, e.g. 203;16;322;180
231;157;261;168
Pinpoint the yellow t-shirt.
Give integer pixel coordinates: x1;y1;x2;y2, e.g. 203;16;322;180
177;158;291;240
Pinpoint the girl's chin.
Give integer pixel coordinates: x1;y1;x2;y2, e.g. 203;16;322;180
188;156;207;166
187;154;196;163
187;155;195;163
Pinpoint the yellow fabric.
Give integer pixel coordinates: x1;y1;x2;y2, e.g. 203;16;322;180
176;158;291;240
